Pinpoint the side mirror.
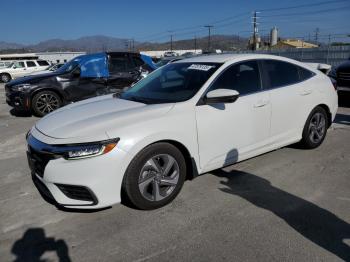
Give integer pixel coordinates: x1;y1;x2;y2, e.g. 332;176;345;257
13;66;17;69
205;89;239;104
72;67;81;77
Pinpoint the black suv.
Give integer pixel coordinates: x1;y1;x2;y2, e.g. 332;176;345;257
5;52;155;116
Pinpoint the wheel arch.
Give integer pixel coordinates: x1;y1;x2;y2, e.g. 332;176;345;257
30;87;66;103
153;139;199;180
125;138;199;181
316;103;332;127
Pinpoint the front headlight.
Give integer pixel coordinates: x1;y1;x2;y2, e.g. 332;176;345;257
12;83;33;92
61;139;119;160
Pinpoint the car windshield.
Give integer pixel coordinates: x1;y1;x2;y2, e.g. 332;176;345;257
155;59;170;67
56;58;81;73
120;62;222;104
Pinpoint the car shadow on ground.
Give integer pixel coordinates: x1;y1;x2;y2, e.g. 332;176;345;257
11;228;71;262
212;168;350;261
334;113;350;126
9;108;32;117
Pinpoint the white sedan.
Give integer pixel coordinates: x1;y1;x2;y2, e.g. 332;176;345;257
26;54;338;210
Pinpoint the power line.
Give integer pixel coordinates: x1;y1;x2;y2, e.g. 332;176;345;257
259;0;347;12
259;5;350;18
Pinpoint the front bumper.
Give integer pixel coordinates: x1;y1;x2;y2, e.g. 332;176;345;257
27;133;130;209
5;86;31;110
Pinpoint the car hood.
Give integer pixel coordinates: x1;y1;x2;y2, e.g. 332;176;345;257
35;94;174;142
7;72;59;86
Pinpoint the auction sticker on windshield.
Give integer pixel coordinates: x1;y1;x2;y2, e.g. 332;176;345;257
188;64;215;71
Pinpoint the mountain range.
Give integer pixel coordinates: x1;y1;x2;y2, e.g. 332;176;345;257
0;35;249;53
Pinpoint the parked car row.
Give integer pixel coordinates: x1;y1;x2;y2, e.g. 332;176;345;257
5;52;156;116
26;54;338;210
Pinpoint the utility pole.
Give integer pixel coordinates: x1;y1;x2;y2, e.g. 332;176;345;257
314;28;320;45
194;36;197;52
327;34;331;64
252;11;260;50
168;31;173;52
204;25;213;52
132;38;135;52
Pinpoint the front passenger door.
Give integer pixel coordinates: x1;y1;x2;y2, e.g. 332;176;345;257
195;60;271;171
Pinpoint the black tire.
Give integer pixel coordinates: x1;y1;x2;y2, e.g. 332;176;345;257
122;143;186;210
31;90;62;117
0;73;11;83
300;106;329;149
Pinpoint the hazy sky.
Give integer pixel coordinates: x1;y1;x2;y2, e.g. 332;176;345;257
3;0;350;44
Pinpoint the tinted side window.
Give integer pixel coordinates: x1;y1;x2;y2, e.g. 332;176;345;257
298;67;314;81
210;60;261;96
26;61;36;67
109;57;128;73
37;60;49;66
14;62;25;68
263;60;300;89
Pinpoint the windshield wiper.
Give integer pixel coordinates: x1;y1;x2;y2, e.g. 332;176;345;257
125;96;151;104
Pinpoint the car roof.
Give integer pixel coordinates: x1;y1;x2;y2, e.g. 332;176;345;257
177;53;293;64
107;52;141;57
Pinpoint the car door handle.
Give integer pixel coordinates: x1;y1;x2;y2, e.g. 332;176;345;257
254;100;269;108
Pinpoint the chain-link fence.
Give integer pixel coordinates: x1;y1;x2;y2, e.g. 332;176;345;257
230;46;350;66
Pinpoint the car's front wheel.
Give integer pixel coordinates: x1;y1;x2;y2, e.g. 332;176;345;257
122;143;186;210
32;91;62;117
300;106;329;149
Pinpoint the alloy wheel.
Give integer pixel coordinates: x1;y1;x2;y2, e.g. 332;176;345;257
138;154;180;202
35;93;60;114
308;112;326;144
1;74;10;82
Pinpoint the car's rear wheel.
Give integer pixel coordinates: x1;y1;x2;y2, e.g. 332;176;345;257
0;73;11;83
300;106;328;149
123;143;186;210
32;91;62;117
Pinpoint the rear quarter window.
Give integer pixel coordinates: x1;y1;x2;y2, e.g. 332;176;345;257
262;60;314;89
298;67;315;81
37;60;49;66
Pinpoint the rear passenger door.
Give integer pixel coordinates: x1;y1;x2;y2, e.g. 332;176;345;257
260;59;312;144
25;61;38;74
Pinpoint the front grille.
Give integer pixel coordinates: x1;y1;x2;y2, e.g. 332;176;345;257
27;146;56;177
56;184;97;203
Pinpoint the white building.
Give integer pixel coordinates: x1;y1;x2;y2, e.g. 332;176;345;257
0;52;85;64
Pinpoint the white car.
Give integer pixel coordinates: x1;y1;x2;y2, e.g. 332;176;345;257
30;63;64;75
0;60;50;82
27;54;338;210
